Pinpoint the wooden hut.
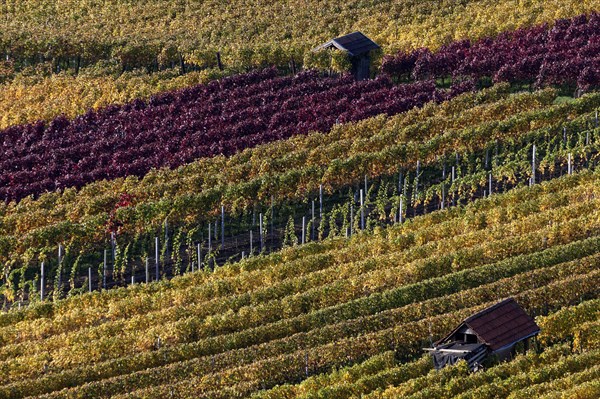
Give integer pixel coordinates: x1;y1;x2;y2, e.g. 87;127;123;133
425;298;540;371
315;31;380;80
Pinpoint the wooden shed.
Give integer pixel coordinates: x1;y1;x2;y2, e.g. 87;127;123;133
315;31;380;80
425;298;540;371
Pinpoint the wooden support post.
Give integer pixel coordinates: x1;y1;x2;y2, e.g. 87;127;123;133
40;262;45;301
216;51;223;71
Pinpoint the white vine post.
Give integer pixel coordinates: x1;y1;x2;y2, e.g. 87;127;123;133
259;213;264;252
311;200;315;241
530;144;536;186
208;225;212;254
88;267;92;292
197;243;202;270
302;216;306;244
221;205;225;248
360;189;365;230
489;173;493;197
364;175;368;198
58;244;64;294
145;258;149;283
568;153;573;175
250;230;253;256
40;261;45;301
399;197;403;224
154;237;159;282
319;185;323;219
350;202;354;236
103;249;108;288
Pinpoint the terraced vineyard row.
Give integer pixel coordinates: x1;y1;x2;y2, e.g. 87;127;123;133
0;170;597;397
2;83;599;303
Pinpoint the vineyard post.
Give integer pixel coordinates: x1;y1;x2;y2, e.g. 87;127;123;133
531;144;536;186
110;232;116;263
399;198;403;224
489;173;493;196
40;262;45;301
441;183;445;210
154;237;159;282
197;243;202;270
88;267;92;292
586;131;590;146
221;205;225;249
568;153;573;175
311;200;315;241
319;185;323;219
271;196;274;251
360;189;365;230
485;148;489;169
131;275;135;286
250;230;253;255
563;127;567;144
259;213;264;252
241;251;245;260
302;216;306;244
398;171;403;195
208;225;212;254
145;258;149;283
305;352;309;377
350;202;354;235
103;249;108;288
216;52;223;71
364;175;368;199
451;166;456;206
414;161;421;212
57;244;64;294
596;110;598;127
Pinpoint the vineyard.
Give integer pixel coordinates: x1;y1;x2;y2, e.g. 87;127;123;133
1;2;600;398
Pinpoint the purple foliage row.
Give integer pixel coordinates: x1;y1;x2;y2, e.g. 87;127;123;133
381;13;600;91
0;68;466;202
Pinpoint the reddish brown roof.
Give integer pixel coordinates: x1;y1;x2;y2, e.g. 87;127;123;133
437;298;540;351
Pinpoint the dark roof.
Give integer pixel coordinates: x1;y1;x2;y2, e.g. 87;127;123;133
315;32;380;56
436;298;540;352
